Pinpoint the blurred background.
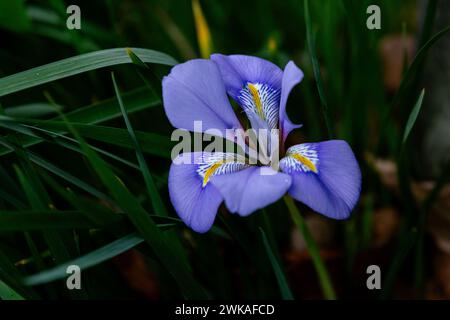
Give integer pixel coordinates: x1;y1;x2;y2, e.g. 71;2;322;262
0;0;449;299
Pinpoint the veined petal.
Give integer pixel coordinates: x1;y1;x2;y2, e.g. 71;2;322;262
279;61;304;142
280;141;361;219
162;59;242;136
211;54;283;98
211;54;282;130
169;152;249;233
210;166;292;217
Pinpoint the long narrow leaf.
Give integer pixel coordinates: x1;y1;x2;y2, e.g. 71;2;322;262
59;114;208;298
0;87;162;157
0;48;177;97
304;0;333;138
259;228;293;300
23;233;144;286
112;73;168;216
0;280;25;300
402;89;425;144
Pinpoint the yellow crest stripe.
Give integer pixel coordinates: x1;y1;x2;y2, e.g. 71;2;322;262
247;83;264;118
292;153;318;173
202;160;225;187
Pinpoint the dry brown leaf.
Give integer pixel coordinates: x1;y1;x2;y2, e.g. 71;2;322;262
113;249;159;299
379;34;415;91
373;207;400;248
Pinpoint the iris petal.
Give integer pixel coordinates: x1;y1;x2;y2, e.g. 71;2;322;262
210;166;292;217
280;140;361;219
279;61;304;142
211;54;283;100
169;152;249;233
162;59;242;137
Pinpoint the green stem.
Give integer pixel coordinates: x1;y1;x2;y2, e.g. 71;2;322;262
284;196;336;299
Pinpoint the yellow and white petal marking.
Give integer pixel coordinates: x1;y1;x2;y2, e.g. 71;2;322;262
197;153;250;187
238;82;280;129
280;144;319;174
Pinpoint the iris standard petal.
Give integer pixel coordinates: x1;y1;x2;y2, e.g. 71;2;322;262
169;152;249;233
211;54;283;99
279;61;304;142
211;54;282;130
162;59;241;136
210;166;292;217
280;140;361;219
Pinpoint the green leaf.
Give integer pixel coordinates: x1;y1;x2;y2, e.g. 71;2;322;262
0;280;25;300
284;196;336;299
0;137;109;200
304;0;333;138
0;86;163;157
402;89;425;144
33;121;173;158
126;48;150;69
259;228;293;300
1;120;140;171
23;233;145;286
112;72;192;276
112;72;168;216
0;48;177;97
12;146;72;265
0;251;37;299
4;103;62;118
28;150;110;200
383;26;450;122
59;115;208;298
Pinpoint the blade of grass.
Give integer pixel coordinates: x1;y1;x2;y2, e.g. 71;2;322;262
418;0;438;49
4;103;62;118
0;118;143;171
0;251;37;299
59;114;208;298
402;89;425;144
0;48;177;97
383;91;427;298
0;280;25;300
379;25;450;142
35;121;173;158
304;0;333;139
154;5;197;60
23;233;144;286
284;196;336;299
0;188;26;208
10;137;76;267
14;164;71;264
112;72;192;272
112;72;168;216
21;124;140;170
0;86;162;157
259;227;293;300
38;169;125;228
0;137;109;201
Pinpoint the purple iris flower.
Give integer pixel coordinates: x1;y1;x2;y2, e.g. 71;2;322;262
163;54;361;233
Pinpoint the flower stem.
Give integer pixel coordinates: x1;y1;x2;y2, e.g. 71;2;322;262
283;196;337;299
